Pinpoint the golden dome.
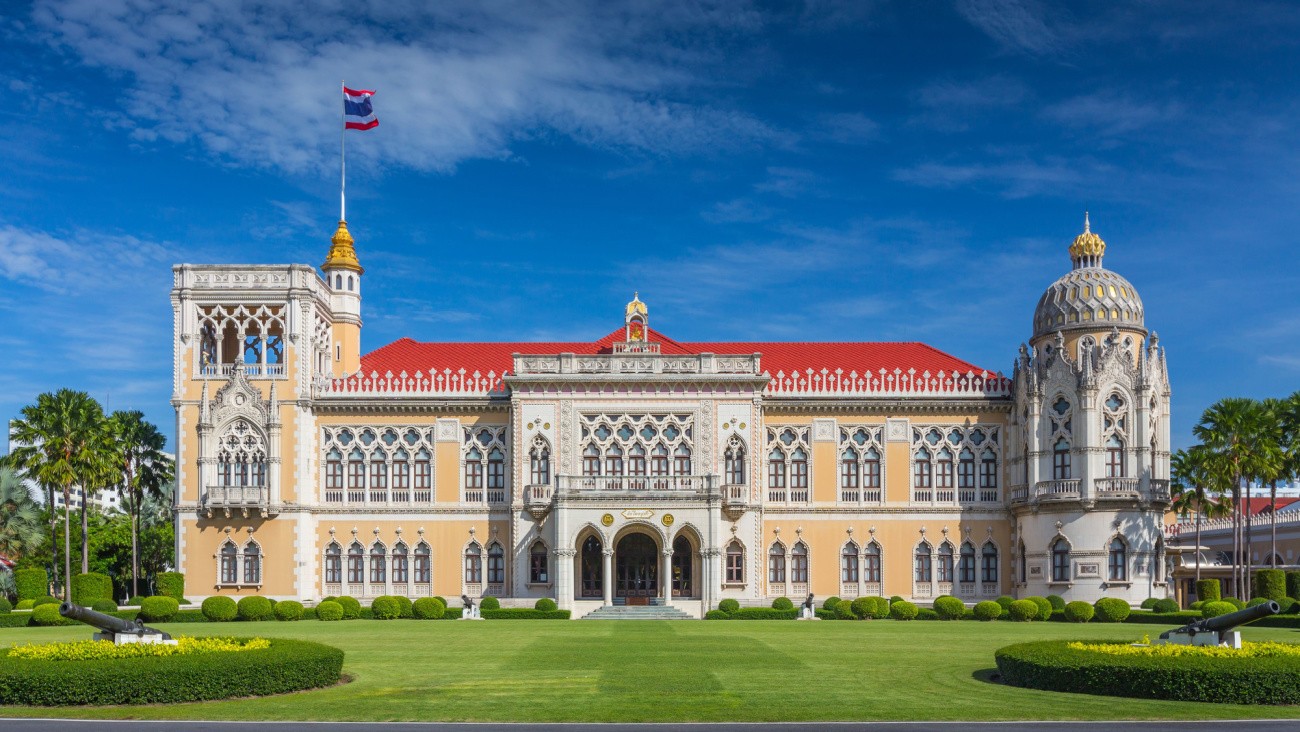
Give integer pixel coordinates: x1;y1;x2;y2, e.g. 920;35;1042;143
1068;212;1106;265
626;292;647;319
323;220;364;274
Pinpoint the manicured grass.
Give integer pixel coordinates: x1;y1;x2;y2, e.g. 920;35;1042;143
3;619;1300;721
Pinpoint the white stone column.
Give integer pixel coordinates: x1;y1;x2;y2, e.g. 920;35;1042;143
662;549;673;607
554;548;575;611
602;548;613;606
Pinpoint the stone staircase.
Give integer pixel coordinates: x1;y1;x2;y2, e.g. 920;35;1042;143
581;604;695;620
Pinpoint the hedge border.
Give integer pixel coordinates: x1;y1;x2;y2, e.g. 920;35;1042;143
995;639;1300;704
0;637;343;706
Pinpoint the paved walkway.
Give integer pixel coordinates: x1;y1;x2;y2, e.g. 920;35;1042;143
4;721;1300;732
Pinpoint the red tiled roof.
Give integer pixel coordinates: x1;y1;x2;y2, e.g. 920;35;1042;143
1240;497;1300;516
360;327;996;381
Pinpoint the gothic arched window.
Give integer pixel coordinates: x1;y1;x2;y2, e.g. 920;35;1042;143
981;542;999;584
1108;537;1128;581
414;542;432;584
791;541;809;584
487;542;505;584
768;542;786;584
530;437;551;485
864;541;882;583
324;542;342;584
1053;438;1071;480
937;542;954;583
347;542;364;584
369;542;387;584
914;542;932;583
1051;538;1071;582
959;541;976;584
242;540;261;584
219;541;238;584
530;540;549;584
464;542;482;584
725;437;747;485
726;540;745;583
1106;434;1125;478
392;543;409;584
841;542;859;583
217;419;268;490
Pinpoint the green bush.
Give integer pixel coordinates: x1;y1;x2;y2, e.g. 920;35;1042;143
139;596;179;622
889;595;905;606
1255;569;1287;601
1190;600;1205;610
1225;597;1246;610
1201;600;1236;619
1093;597;1131;623
0;637;343;705
1196;578;1221;603
973;600;1002;621
1008;599;1038;622
480;596;500;611
1278;597;1299;613
890;601;919;620
201;596;238;622
1064;600;1095;623
850;597;874;619
1248;596;1271;607
1152;598;1179;614
718;598;740;614
726;607;798;620
823;596;842;611
316;600;344;621
236;596;273;622
433;596;447;607
535;597;558;612
933;596;966;620
1287;571;1300;602
16;600;33;610
1139;597;1160;610
274;600;304;621
156;572;185;600
336;596;362;619
1046;594;1066;611
15;568;47;601
865;596;891;619
127;596;146;607
31;604;66;626
0;598;11;614
90;599;118;613
480;608;571;619
33;595;60;608
371;596;401;620
704;609;730;620
1025;596;1052;621
771;596;794;611
71;573;113;605
916;608;939;620
995;595;1014;611
393;596;413;618
413;597;447;619
834;600;858;619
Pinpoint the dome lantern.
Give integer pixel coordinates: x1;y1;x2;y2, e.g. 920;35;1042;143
1031;214;1144;343
1068;212;1106;269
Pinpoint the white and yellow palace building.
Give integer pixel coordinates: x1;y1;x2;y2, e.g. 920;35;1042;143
170;216;1173;615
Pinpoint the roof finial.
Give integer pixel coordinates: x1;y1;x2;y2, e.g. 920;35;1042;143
1084;210;1091;234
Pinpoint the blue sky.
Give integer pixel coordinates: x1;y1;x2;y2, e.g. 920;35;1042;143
2;0;1298;451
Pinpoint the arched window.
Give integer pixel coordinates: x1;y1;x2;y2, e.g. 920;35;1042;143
957;448;975;501
369;453;388;502
981;542;998;584
628;443;647;477
324;449;343;502
334;274;342;289
464;447;484;495
651;443;670;477
414;448;432;500
1108;537;1127;581
840;448;859;501
391;449;410;501
936;448;955;500
913;448;933;500
217;419;267;490
220;541;238;584
487;448;506;502
324;542;342;584
392;543;409;584
530;438;551;485
979;449;998;501
1105;434;1125;478
347;275;354;291
914;542;932;583
959;542;976;584
863;448;882;501
604;444;624;476
1051;538;1071;582
1053;438;1071;480
487;542;505;584
767;448;787;501
583;444;601;476
841;542;859;583
789;447;808;501
530;540;549;584
864;541;881;583
768;542;786;584
414;542;432;584
726;540;745;583
347;448;365;499
1018;541;1027;583
464;542;482;584
725;438;746;485
370;542;387;584
243;540;261;584
937;542;954;583
791;541;809;584
674;444;692;476
347;542;364;584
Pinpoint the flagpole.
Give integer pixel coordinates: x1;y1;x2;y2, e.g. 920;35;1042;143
340;80;346;222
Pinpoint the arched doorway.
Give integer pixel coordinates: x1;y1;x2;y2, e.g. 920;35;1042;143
615;532;659;604
579;534;603;598
672;534;694;598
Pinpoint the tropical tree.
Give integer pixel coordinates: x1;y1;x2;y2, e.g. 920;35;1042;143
109;411;173;597
0;467;44;562
1259;398;1291;566
1171;446;1215;584
5;389;108;599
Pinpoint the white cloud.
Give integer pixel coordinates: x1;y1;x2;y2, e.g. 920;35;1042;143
955;0;1062;56
892;156;1118;199
1042;92;1184;137
30;0;785;176
0;225;176;293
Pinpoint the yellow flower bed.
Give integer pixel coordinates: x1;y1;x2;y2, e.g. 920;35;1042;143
6;636;270;661
1068;640;1300;659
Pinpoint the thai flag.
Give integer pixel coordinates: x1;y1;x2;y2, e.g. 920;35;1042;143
343;87;378;130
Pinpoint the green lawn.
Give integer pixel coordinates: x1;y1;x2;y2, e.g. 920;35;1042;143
3;619;1300;721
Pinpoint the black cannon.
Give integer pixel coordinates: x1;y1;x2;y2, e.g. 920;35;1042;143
1157;600;1279;647
59;602;172;643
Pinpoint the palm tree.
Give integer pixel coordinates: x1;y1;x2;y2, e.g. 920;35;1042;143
109;411;173;597
0;467;44;561
1195;398;1272;597
5;390;107;599
77;429;119;574
1259;398;1290;568
1171;446;1216;584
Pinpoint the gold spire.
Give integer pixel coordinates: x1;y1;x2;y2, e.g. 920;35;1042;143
1068;211;1106;267
625;291;647;318
323;220;364;274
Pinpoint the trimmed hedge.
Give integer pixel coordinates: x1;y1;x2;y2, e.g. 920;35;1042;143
1225;597;1246;610
393;596;413;619
1026;596;1053;622
371;596;401;620
934;596;965;620
31;604;67;626
0;598;11;614
973;600;1002;621
336;596;362;619
33;596;60;608
704;609;730;620
316;600;343;621
1152;598;1179;614
1196;578;1221;602
1140;597;1160;610
71;573;113;605
1093;597;1131;623
718;598;740;613
1064;601;1094;623
1202;600;1236;619
16;600;33;610
916;608;939;620
1255;569;1286;601
481;608;573;620
1190;600;1205;611
0;637;343;706
201;596;238;622
860;596;890;619
274;600;304;621
834;600;858;620
996;639;1300;704
139;596;180;622
1046;594;1066;611
15;568;47;601
1008;600;1038;622
535;598;558;612
823;596;842;611
236;596;274;622
771;596;794;611
156;572;185;600
890;601;919;621
90;600;118;613
1287;571;1300;602
995;595;1014;611
414;597;446;619
127;596;146;607
480;596;501;611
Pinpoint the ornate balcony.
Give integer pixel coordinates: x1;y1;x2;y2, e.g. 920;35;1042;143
722;483;748;519
557;475;716;499
1095;477;1141;496
1035;479;1080;500
202;484;274;518
524;484;554;520
1147;479;1171;503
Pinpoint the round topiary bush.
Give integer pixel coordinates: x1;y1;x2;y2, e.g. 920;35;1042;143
1065;600;1095;623
201;596;238;622
1025;596;1053;621
236;596;273;622
1093;597;1131;623
1190;600;1205;610
16;600;34;610
33;596;60;608
771;596;794;611
718;598;740;614
480;596;500;611
1152;598;1179;614
850;597;875;619
823;596;841;611
1202;600;1236;619
1140;597;1160;610
1046;594;1066;611
90;599;118;613
535;597;558;612
0;598;12;614
834;600;858;619
0;637;344;705
889;595;905;606
934;596;966;620
1248;597;1271;608
1278;597;1300;614
704;609;730;620
1224;597;1246;610
316;600;344;621
995;595;1015;611
1196;578;1221;603
869;596;891;619
336;596;362;619
973;600;1002;621
413;597;447;619
139;596;180;622
393;596;413;618
371;596;401;620
274;600;304;621
31;604;65;626
890;601;919;620
917;608;940;620
1008;599;1039;622
127;596;145;607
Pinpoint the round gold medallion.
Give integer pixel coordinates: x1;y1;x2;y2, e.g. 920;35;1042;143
662;513;674;527
601;513;614;527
